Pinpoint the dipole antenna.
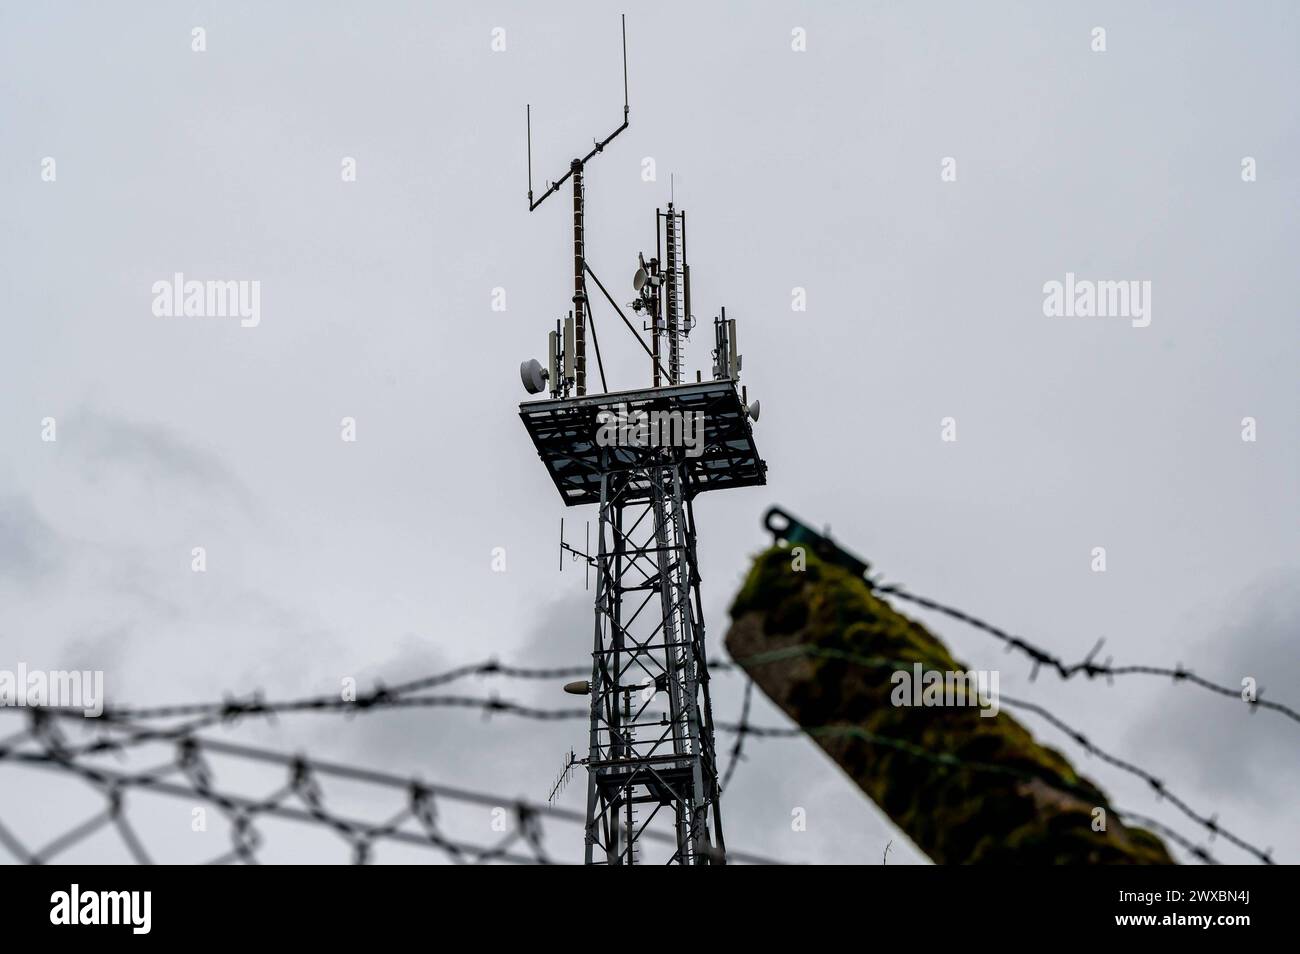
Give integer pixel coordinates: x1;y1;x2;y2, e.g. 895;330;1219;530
525;14;629;396
526;15;628;211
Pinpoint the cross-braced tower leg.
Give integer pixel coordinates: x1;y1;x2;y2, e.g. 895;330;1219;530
583;447;725;864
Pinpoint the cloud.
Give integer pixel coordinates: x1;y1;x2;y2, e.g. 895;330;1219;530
71;408;258;517
0;495;63;585
1129;573;1300;811
321;601;588;774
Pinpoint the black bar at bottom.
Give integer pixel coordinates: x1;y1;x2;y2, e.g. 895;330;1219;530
0;863;1280;939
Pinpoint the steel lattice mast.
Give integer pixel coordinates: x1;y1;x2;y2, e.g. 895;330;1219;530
584;427;718;863
517;16;766;864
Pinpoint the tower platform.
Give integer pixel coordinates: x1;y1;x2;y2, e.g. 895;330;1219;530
519;379;767;507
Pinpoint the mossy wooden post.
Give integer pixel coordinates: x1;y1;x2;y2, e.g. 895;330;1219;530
725;546;1174;864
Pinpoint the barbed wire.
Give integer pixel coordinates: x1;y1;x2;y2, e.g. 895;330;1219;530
721;717;1229;865
1;641;1278;865
7;695;587;764
97;659;749;726
13;641;1271;864
0;683;1249;865
720;678;754;793
101;660;590;722
1116;811;1218;865
729;644;1272;864
764;509;1297;725
0;708;783;866
0;710;552;865
31;693;1193;865
869;582;1298;724
997;693;1271;864
125;675;1232;867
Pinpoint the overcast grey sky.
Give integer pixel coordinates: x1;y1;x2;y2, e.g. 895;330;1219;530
1;1;1296;864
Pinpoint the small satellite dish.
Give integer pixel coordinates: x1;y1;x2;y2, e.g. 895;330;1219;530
747;400;761;422
520;358;548;394
563;680;591;695
633;266;648;292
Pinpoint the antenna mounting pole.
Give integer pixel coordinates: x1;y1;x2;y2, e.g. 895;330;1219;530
572;160;587;395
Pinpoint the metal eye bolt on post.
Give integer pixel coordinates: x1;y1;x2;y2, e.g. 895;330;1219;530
516;15;766;865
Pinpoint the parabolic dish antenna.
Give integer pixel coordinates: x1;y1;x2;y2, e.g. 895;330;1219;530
520;357;547;394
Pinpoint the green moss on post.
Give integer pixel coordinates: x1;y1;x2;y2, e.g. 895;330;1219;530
725;545;1173;865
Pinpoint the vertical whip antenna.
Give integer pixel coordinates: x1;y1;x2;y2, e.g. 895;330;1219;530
524;14;629;213
523;14;631;396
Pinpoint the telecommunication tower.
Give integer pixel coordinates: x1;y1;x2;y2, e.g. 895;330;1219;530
517;16;766;865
